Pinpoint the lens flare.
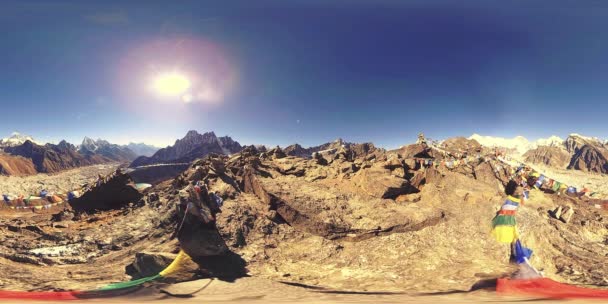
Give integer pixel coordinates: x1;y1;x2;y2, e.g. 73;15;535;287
152;73;191;96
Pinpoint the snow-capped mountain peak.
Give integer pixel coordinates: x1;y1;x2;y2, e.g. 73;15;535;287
468;134;565;154
534;135;564;147
0;132;41;147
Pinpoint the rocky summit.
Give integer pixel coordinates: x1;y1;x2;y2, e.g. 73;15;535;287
130;130;243;167
1;139;606;295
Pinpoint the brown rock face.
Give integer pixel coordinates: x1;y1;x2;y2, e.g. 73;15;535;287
396;143;432;159
5;140;110;174
567;144;608;173
562;135;608;173
524;146;571;168
352;164;418;199
440;137;482;155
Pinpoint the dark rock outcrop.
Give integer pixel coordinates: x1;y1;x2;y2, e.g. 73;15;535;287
564;135;608;173
69;173;143;212
130;131;242;167
568;144;608;173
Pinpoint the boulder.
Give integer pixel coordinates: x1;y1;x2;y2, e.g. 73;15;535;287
69;173;143;212
425;167;442;184
339;162;357;174
399;144;432;159
473;162;503;189
352;165;417;199
410;171;426;189
552;206;563;220
383;154;403;170
404;159;418;170
268;147;287;159
560;206;574;223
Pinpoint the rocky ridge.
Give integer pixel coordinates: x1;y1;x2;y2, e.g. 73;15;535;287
0;137;607;294
130;131;243;167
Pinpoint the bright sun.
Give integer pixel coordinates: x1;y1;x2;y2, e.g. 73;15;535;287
152;73;191;96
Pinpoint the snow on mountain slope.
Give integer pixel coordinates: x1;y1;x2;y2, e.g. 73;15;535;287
0;132;42;147
534;135;564;147
468;134;564;154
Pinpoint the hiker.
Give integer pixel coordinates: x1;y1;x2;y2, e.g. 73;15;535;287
96;173;104;187
210;191;224;213
2;194;10;207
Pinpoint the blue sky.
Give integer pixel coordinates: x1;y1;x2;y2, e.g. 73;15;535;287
1;0;607;148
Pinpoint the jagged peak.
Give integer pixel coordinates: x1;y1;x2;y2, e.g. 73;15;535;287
567;133;602;142
185;130;201;137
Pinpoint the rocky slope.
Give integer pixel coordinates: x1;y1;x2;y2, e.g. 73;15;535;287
129;131;242;167
5;140;110;174
439;137;483;155
564;134;608;173
176;144;607;291
0;153;38;176
1;139;607;295
524;146;571;168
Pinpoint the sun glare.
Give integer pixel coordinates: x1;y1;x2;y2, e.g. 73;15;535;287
152;73;191;96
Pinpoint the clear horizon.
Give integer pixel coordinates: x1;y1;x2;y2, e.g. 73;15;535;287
2;130;604;151
2;1;608;149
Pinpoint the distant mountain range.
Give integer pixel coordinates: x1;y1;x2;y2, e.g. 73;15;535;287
1;130;605;176
0;132;42;148
470;133;608;174
283;138;379;159
126;142;160;157
0;133;159;175
130;130;243;167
